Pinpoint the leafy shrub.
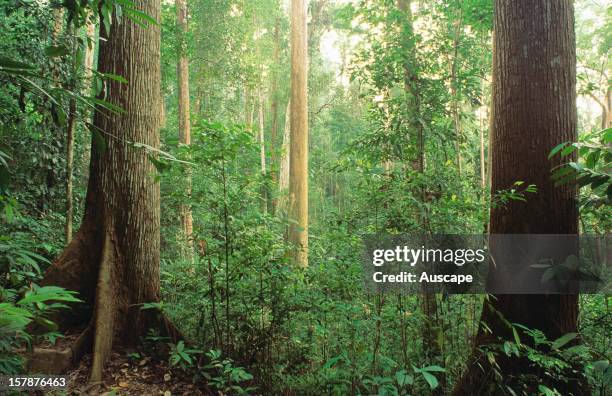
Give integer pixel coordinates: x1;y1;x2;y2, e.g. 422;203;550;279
0;285;81;374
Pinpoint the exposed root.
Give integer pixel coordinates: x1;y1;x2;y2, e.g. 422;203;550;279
90;229;118;383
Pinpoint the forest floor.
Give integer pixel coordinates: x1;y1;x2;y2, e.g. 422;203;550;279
58;353;207;396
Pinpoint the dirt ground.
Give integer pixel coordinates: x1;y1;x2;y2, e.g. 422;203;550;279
52;353;210;396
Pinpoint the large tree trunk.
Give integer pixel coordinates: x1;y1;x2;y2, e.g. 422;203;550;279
42;0;170;383
288;0;309;267
176;0;194;257
453;1;583;394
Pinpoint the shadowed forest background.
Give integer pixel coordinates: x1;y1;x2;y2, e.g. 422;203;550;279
0;0;610;395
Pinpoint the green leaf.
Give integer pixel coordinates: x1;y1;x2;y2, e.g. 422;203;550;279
123;6;159;26
602;128;612;144
549;142;568;159
44;45;70;58
0;56;33;70
102;73;128;83
560;144;577;158
585;150;601;168
18;286;82;305
512;326;521;346
395;370;413;386
551;332;577;350
421;371;438;389
538;385;558;396
421;365;445;372
92;129;107;154
85;97;125;114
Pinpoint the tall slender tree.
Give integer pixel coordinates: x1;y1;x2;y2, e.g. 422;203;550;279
454;1;583;394
288;0;309;267
278;99;291;213
176;0;193;255
40;0;175;382
258;88;268;213
396;2;443;388
269;14;281;213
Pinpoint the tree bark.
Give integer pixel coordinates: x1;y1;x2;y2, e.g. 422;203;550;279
176;0;194;256
288;0;309;267
42;0;173;383
453;1;584;394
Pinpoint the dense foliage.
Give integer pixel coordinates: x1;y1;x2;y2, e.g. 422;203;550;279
0;0;609;394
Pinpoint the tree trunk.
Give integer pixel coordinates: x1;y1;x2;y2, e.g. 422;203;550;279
64;96;76;244
484;31;496;235
80;17;97;170
589;86;611;130
453;1;584;394
397;1;443;390
607;86;612;128
41;0;173;383
449;4;464;176
479;108;486;190
245;85;253;130
278;100;291;213
258;88;268;213
269;16;281;212
176;0;194;257
288;0;309;267
84;17;96;83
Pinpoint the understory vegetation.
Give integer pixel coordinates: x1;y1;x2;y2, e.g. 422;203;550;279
0;0;610;394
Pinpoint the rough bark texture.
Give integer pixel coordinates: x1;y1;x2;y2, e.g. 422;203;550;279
453;1;583;394
288;0;309;267
176;0;194;255
43;0;166;383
